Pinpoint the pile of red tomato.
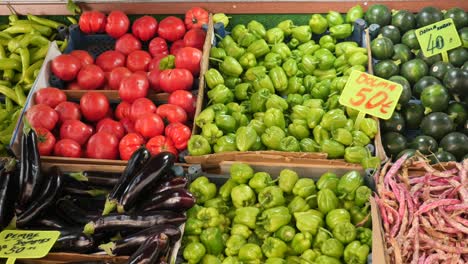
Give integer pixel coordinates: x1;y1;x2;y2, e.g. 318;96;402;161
50;7;208;98
26;87;195;160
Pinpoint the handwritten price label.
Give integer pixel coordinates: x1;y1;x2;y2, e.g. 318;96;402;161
0;230;60;261
415;18;461;57
339;71;402;120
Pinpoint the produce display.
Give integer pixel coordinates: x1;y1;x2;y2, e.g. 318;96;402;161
375;153;468;263
370;5;468;162
183;163;373;264
0;11;69;154
24;88;194;160
0;129;193;262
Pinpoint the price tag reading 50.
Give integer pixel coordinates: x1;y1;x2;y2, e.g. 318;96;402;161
339;71;403;120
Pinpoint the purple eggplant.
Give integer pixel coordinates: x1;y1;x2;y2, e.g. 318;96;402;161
154;176;188;194
52;230;95;253
136;188;195;212
127;232;169;264
56;197;101;225
18;130;43;209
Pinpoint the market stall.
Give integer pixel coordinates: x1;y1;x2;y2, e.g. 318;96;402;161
0;1;466;263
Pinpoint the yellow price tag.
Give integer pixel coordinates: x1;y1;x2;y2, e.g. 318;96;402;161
415;18;462;58
0;230;60;263
339;70;403;120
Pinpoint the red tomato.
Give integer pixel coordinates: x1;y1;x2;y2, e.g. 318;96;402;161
183;28;206;50
86;132;119;159
159;69;193;93
120;118;136;134
115;34;142;55
51;54;82;81
79;11;107;34
60;119;94;145
67;82;82;90
119;73;149;103
132;16;158;41
184;7;209;29
54;139;81;158
147;54;166;71
168;90;195;117
158;16;186;42
147;69;162;92
146;135;178;157
134;113;164;138
96;51;126;72
107;67;132;90
119;133;145;160
55;101;81;123
77;64;105;90
130;98;157;122
149;37;168;58
170;39;185;55
69;50;94;66
175;47;202;76
115;101;131;120
165;122;191;150
126;50;152;72
156;104;188;124
35;127;56;156
34;87;67;108
105;11;130;39
96;118;125;140
26;104;59;131
80;92;110;122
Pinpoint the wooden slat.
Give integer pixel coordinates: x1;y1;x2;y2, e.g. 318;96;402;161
1;1;466;16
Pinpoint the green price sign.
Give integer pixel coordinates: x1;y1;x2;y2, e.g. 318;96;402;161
415;18;462;58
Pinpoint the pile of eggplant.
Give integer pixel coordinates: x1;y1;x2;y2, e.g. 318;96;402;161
0;129;196;264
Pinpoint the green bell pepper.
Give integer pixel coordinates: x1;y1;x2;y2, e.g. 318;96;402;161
320;109;348;131
356;227;372;247
326;208;351;230
315;255;342;264
274;225;296;242
266;27;285;44
350;205;371;227
311;79;331;101
187;204;203;218
303;76;318;93
231;184;256;208
288;38;300;49
261;126;286;150
254;226;270;241
216;115;237;133
265;258;286;264
361;156;381;170
287;94;304;107
188;135;212;156
219;178;238;201
264;52;283;69
262;237;289;259
234;83;251;100
183;242;206;264
317;189;339;214
330;24;353;39
271;43;292;60
298;54;318;75
346;5;364;23
282;58;298;77
231;224;253;239
332;128;353;146
236;126;258;151
266;94;288;111
226;102;242;114
225;43;246;59
306;108;325;129
300;138;320;152
200;227;225;255
249;172;274;193
222;256;241;264
239;243;263;263
290;105;311;121
259;206;291;232
291;232;313;255
320;35;337;50
225;76;242;89
201;255;221;264
294;210;323;235
220;56;243;77
197;207;223;228
201;123;223;144
288;120;310;140
354;186;372;207
253;75;276;94
321;238;344;258
335;42;358;56
314;68;337;81
205;197;229;214
189;176;217;204
292;178;316;198
344;241;370;264
298;41;320;55
185;218;204;235
344;65;366;76
286;77;305;95
225;235;246;256
239;52;257;69
345;146;369;164
247;39;270;58
230;163;254;184
313;125;330;145
309;14;328;34
250;88;271;113
195;108;215;128
264;108;286;130
326;11;344;26
249;119;266;135
321;139;345;159
278;168;299;194
210;47;227;60
359;118;377;139
325;94;341;110
220;35;236;49
315;48;336;70
247;20;266;38
233;112;249;127
351;131;370;147
317;172;339;192
209;103;228;114
237;32;257;48
234;206;260;229
333;222;357;244
288;196;310;213
269;67;289;92
277;19;294;36
183;235;200;244
205;68;225;89
258;185;286;209
231;25;248;42
245;66;267;82
301;249;321;262
337;171;364;200
334;55;347;70
348;52;368;67
291;25;312;43
313;227;332;249
344;119;354;132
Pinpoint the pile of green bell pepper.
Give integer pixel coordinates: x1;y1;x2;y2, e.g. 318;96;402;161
183;163;373;264
189;7;380;169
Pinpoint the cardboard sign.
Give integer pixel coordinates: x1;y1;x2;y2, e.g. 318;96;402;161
339;70;402;120
0;230;60;263
415;18;462;58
